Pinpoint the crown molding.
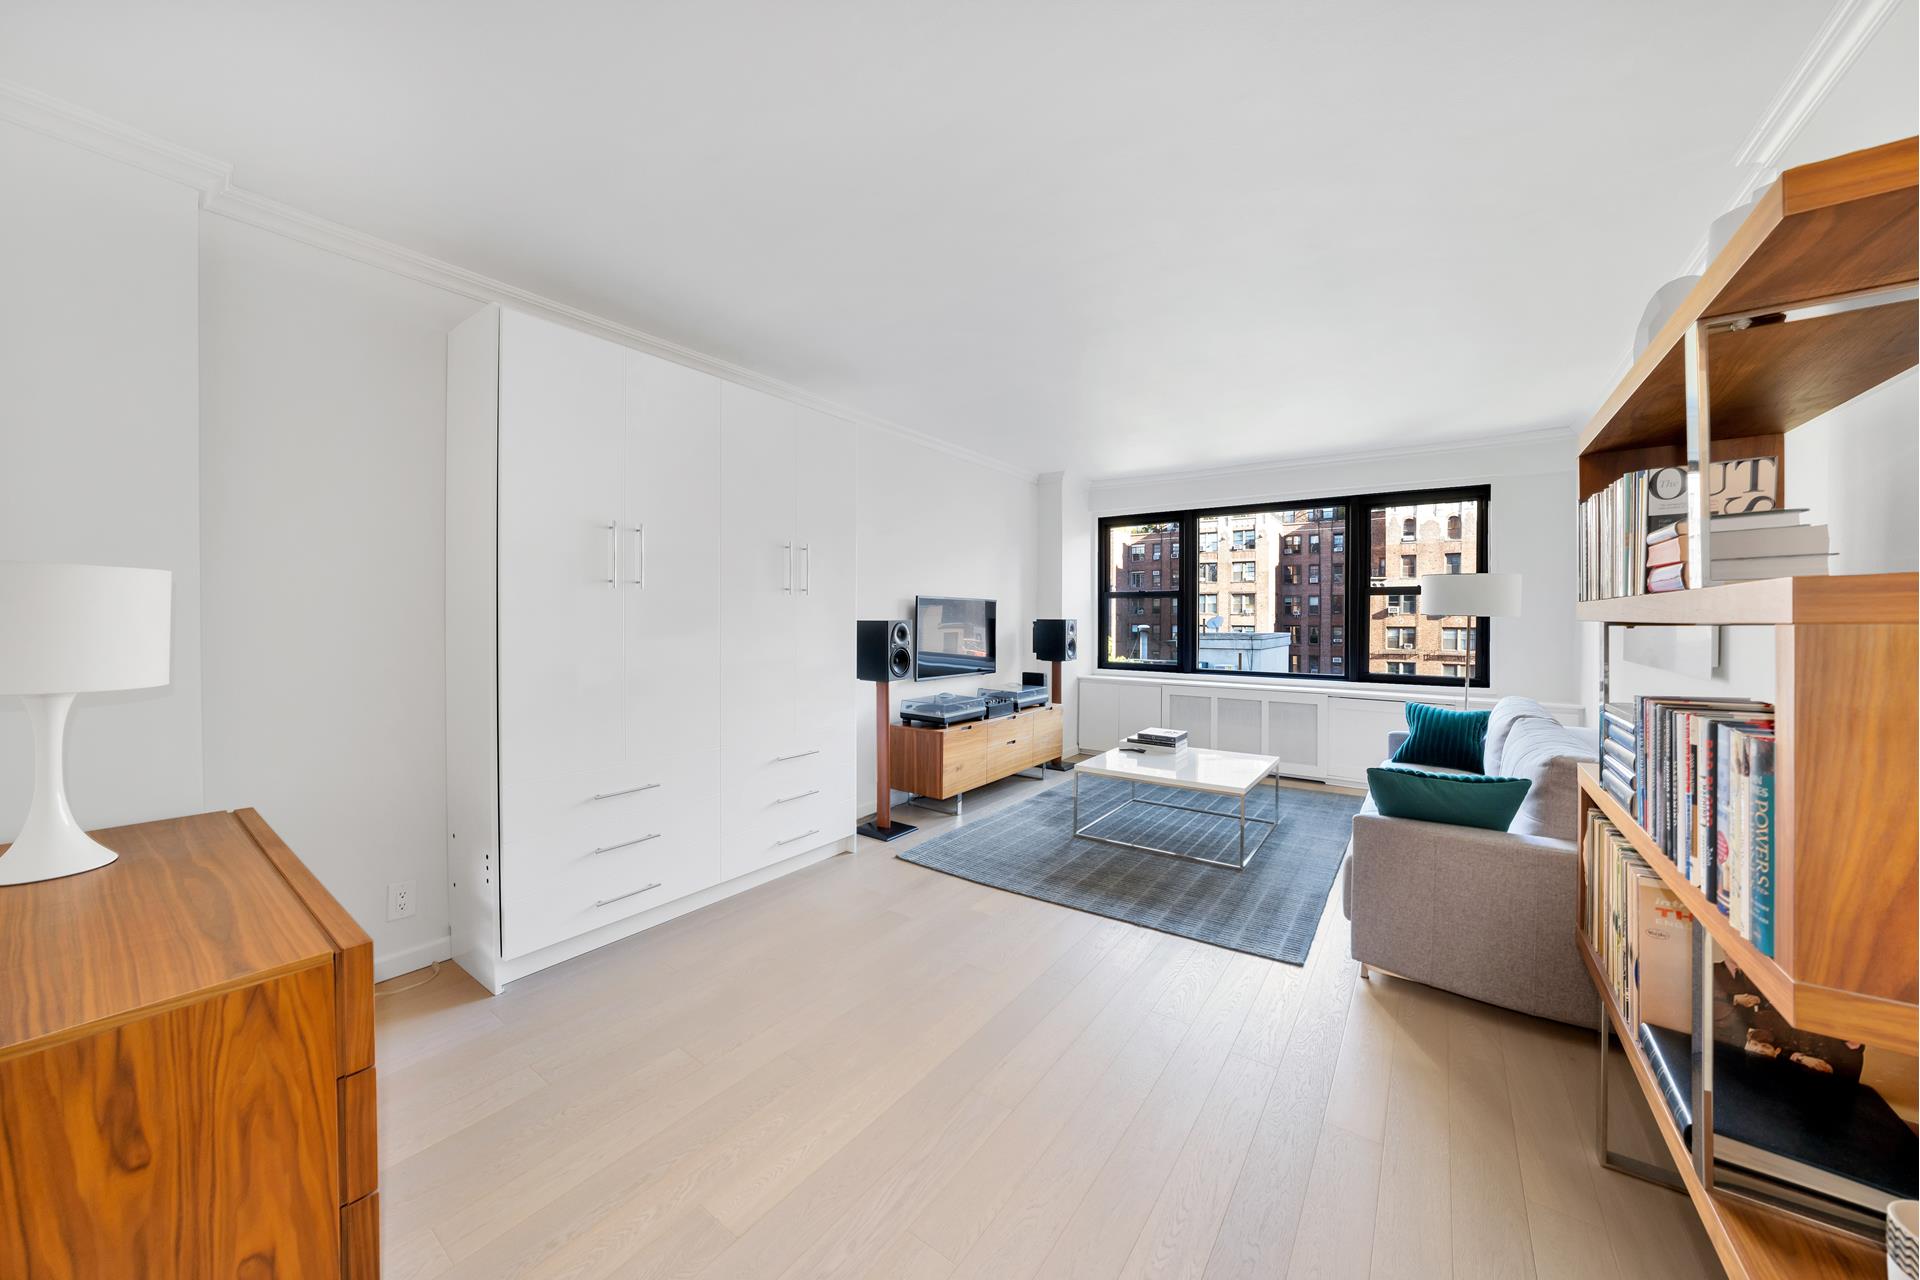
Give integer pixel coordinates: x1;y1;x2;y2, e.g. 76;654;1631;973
1085;422;1579;499
1734;0;1899;169
0;79;1036;482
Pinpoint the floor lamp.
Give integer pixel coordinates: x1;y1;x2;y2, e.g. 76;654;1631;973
1416;572;1520;709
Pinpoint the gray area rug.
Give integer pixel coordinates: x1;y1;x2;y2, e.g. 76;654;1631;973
897;775;1363;965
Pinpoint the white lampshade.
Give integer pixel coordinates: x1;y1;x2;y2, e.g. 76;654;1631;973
0;563;171;693
0;563;171;886
1418;572;1521;619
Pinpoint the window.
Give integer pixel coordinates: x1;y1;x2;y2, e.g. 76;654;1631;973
1097;489;1485;685
1101;520;1180;666
1364;492;1487;682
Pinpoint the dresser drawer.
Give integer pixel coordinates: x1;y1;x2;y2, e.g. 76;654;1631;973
938;720;993;794
1030;707;1063;761
985;717;1033;775
721;748;846;880
501;752;720;958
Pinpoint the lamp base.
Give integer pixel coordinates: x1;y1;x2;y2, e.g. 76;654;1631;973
0;693;119;886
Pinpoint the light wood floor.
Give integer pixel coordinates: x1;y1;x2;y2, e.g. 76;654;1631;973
374;768;1722;1279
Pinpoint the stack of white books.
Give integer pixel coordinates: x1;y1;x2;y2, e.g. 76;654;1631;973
1125;727;1188;755
1647;508;1834;592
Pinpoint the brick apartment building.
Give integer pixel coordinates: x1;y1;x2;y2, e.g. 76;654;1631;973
1367;500;1480;679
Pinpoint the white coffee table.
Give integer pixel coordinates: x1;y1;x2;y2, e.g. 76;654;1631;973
1071;746;1282;871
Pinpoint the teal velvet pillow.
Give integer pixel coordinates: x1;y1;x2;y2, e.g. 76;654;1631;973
1366;766;1531;831
1391;702;1489;772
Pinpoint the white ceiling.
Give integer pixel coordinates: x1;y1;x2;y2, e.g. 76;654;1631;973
0;2;1860;477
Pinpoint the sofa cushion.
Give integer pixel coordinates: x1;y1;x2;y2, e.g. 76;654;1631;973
1366;766;1532;831
1390;702;1489;772
1500;714;1597;839
1485;695;1557;775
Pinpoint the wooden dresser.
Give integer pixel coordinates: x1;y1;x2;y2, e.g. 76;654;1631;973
0;809;378;1279
889;704;1064;801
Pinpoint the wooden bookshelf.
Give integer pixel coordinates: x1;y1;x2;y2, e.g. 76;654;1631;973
1574;571;1918;626
1579;764;1917;1054
1578;137;1917;467
1576;137;1918;1275
1575;932;1886;1280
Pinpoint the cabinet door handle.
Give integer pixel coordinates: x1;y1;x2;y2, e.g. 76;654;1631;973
594;883;662;908
783;541;793;593
775;829;820;847
775;789;819;804
589;782;660;801
589;832;662;855
605;521;619;586
800;544;811;595
631;523;646;587
773;749;819;762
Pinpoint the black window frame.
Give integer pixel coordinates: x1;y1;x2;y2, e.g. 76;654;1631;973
1096;484;1492;687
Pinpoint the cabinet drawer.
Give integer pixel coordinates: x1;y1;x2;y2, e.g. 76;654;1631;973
501;753;720;958
984;718;1032;775
721;749;848;880
938;721;992;794
1031;709;1064;761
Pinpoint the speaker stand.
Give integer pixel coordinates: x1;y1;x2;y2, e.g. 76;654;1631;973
1044;657;1075;771
857;679;917;842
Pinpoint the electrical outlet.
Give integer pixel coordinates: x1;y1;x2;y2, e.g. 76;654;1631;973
387;880;417;921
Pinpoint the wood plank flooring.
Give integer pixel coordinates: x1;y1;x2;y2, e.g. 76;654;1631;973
375;768;1723;1279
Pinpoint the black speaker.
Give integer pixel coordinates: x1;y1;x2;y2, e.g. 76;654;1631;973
1032;618;1077;663
857;619;913;682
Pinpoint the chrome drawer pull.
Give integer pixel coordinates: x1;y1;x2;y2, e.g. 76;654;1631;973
589;833;661;855
775;828;820;847
589;782;661;801
775;789;820;804
773;749;819;762
594;883;662;908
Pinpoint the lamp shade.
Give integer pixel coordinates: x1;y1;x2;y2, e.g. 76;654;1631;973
0;563;171;694
1418;572;1521;619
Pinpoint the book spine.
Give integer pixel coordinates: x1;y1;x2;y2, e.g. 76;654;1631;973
1751;735;1775;957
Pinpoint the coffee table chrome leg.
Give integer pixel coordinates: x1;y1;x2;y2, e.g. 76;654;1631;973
1072;769;1079;832
1239;791;1247;869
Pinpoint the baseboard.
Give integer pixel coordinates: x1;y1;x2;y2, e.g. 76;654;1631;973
375;933;454;983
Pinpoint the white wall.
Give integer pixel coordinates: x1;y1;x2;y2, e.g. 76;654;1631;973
0;119;203;833
1085;432;1585;707
853;441;1038;816
197;216;480;975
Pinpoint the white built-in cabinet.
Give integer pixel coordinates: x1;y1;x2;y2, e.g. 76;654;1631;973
446;307;854;991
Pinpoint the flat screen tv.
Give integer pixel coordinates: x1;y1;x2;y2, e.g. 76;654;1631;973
914;596;997;679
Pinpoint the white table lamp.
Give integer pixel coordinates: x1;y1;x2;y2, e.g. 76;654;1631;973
0;563;171;885
1417;571;1520;708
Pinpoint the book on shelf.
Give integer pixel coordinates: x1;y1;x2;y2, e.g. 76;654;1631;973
1634;959;1916;1222
1577;458;1811;600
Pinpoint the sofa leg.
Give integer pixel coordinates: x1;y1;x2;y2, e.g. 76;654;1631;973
1359;962;1371;980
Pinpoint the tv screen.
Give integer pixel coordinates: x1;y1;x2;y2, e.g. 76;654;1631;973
914;596;997;679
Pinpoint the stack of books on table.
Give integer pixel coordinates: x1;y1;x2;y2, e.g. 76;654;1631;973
1125;727;1188;755
1646;507;1834;592
1631;697;1778;956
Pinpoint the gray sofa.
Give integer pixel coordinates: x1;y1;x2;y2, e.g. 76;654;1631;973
1340;696;1599;1027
